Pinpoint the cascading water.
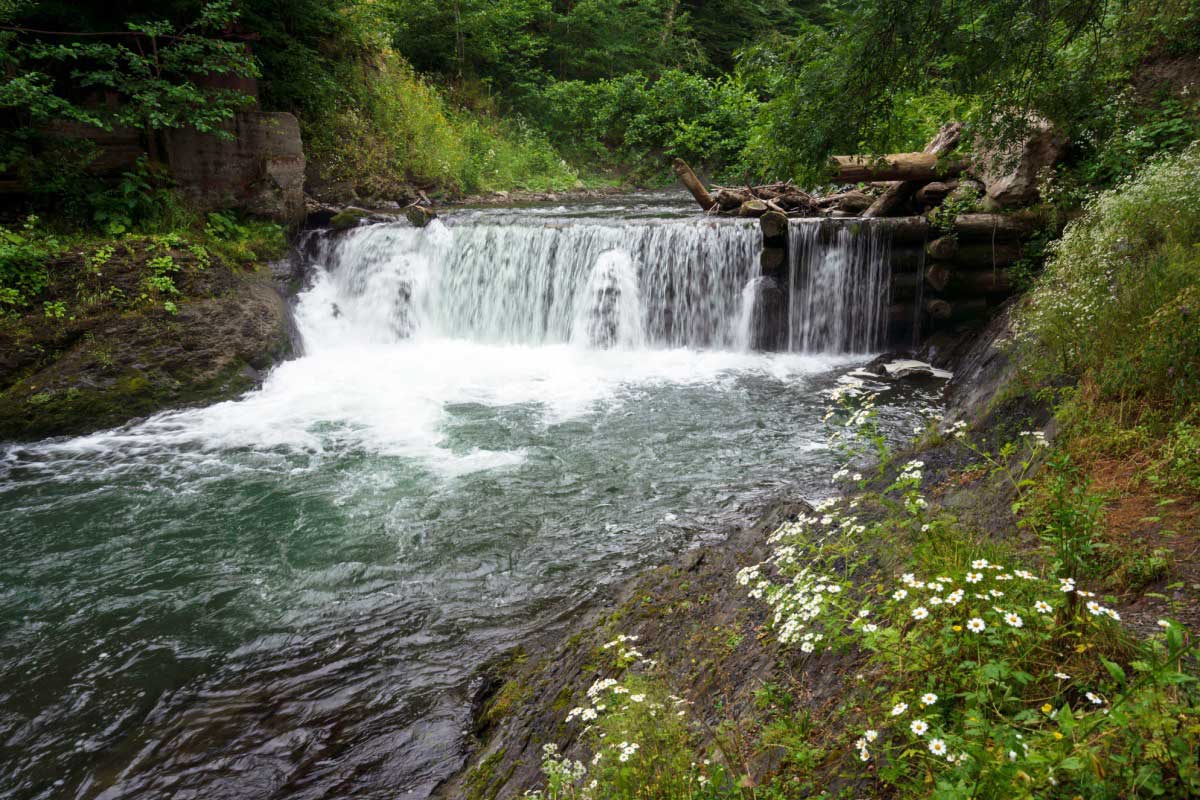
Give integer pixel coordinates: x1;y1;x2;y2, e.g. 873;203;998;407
0;194;936;800
304;216;763;350
786;220;892;353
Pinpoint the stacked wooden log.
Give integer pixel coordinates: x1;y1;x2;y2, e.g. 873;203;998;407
674;124;969;221
881;212;1036;342
674;124;1047;348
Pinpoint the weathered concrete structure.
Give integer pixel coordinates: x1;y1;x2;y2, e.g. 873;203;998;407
164;112;306;224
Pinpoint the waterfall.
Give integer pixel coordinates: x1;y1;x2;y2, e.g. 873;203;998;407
786;221;892;353
734;276;764;352
570;249;645;348
303;218;762;350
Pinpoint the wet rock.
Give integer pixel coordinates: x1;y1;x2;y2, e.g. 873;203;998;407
881;359;953;381
406;205;437;228
329;207;373;230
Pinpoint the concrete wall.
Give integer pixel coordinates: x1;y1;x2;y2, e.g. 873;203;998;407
164;112;306;224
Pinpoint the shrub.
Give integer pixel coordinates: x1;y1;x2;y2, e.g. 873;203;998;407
306;54;578;197
1020;143;1200;400
0;215;59;309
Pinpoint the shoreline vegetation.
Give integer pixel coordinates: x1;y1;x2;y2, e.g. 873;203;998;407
441;145;1200;799
1;1;1199;797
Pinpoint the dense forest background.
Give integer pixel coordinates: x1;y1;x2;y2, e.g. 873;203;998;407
3;0;1199;207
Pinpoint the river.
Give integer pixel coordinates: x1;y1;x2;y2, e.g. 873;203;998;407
0;192;934;799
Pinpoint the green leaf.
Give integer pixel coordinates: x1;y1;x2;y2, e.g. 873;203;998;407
1101;657;1126;684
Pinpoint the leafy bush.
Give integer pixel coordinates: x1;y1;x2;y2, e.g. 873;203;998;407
1020;143;1200;400
530;70;760;179
0;216;59;309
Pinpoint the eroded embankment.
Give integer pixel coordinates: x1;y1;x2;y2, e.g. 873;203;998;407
0;244;293;440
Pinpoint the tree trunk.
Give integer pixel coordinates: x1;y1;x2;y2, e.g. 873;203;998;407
863;123;963;218
672;158;715;211
832;152;965;183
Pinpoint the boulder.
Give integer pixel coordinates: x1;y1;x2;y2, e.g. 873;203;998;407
329;207;373;230
164;111;307;224
882;359;953;381
405;205;437;228
973;117;1067;209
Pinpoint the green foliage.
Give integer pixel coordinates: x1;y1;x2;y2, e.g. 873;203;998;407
0;215;59;309
0;1;257;136
1020;453;1105;582
306;54;578;196
1021;144;1200;409
530;70;759;178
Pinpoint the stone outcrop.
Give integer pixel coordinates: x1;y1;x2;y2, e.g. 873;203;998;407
973;117;1067;209
0;248;292;441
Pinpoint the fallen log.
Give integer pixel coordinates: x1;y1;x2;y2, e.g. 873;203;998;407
739;199;769;217
925;298;953;320
831;152;965;183
864;123;963;218
759;211;789;242
857;216;930;243
938;242;1023;269
901;267;1016;296
673;158;715;212
926;235;959;260
817;189;874;213
760;247;786;272
914;180;954;209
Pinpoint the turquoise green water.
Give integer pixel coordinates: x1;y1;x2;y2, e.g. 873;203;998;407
0;195;935;799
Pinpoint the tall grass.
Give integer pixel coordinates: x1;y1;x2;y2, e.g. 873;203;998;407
306;54;581;197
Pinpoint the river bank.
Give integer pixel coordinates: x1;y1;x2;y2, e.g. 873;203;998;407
438;264;1200;799
435;307;1019;799
0;234;293;441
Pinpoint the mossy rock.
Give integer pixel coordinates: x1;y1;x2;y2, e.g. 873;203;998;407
329;207;373;230
0;273;291;441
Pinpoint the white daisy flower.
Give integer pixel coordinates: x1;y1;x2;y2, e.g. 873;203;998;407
920;693;938;706
928;738;947;756
967;617;986;633
910;719;929;736
890;702;908;716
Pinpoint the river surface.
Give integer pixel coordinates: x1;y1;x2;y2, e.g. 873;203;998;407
0;192;933;799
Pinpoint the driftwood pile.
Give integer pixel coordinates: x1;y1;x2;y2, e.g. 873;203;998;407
674;122;970;220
